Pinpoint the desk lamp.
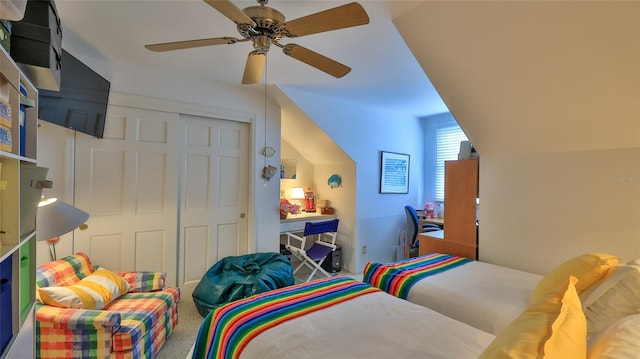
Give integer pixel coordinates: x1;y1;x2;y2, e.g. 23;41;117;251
290;187;305;207
37;197;89;261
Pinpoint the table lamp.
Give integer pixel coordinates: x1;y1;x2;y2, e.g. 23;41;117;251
290;187;305;207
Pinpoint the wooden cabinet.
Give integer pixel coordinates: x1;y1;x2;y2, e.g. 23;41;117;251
420;159;478;259
0;46;38;359
418;230;477;259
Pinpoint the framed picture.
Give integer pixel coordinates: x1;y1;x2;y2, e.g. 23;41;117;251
379;151;409;194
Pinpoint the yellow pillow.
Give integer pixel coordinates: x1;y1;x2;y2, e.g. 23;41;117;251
479;276;587;359
531;253;620;303
38;268;131;309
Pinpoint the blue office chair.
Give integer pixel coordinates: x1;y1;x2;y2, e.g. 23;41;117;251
404;206;441;259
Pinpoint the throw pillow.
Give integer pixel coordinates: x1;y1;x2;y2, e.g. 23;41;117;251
38;268;131;309
531;253;620;303
479;275;587;359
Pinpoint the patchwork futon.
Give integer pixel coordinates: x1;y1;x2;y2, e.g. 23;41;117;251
35;253;180;358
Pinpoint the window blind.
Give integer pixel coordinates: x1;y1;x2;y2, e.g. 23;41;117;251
435;126;468;201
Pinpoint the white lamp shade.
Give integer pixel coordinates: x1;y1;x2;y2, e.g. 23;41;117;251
36;198;89;241
291;187;305;199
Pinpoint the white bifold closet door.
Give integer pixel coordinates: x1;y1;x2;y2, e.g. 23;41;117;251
73;105;249;290
74;106;180;284
178;114;249;295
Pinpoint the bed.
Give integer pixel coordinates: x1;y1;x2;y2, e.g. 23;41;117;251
186;265;640;359
363;252;543;334
363;252;640;342
187;275;494;359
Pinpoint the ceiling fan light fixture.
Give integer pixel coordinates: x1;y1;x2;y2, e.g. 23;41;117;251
242;51;267;84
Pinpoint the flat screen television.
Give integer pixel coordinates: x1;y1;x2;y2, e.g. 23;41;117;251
37;49;110;138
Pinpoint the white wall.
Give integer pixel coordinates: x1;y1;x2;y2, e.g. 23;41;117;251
481;148;640;273
280;140;315;200
396;1;640;273
36;122;77;263
278;87;425;272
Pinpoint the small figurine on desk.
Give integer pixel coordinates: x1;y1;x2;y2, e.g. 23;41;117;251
304;186;316;213
423;202;436;218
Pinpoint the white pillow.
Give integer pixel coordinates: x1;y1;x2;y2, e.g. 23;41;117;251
587;314;640;359
626;258;640;266
580;265;635;308
582;265;640;336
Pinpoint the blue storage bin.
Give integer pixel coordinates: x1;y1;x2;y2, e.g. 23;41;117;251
0;256;14;355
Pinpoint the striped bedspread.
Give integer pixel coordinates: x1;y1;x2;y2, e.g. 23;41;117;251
191;275;379;359
363;252;472;299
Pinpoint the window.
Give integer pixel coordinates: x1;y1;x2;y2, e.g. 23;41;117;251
434;125;468;201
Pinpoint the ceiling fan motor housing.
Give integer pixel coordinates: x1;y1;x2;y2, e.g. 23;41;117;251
238;5;287;46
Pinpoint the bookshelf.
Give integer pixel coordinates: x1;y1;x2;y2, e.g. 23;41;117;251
0;45;38;359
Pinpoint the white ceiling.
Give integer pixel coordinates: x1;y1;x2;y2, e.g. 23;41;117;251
54;0;448;118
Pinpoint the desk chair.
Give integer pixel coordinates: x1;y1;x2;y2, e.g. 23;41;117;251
404;206;441;259
285;219;339;282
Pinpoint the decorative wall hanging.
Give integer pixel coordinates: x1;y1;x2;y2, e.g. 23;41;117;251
379;151;409;194
262;146;276;158
262;165;278;181
327;174;342;189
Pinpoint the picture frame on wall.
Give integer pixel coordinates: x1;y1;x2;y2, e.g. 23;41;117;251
379;151;409;194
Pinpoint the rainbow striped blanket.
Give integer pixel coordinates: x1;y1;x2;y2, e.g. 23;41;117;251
363;252;472;299
191;276;379;359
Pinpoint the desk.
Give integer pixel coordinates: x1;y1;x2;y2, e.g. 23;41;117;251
280;212;336;234
419;217;444;227
418;230;477;259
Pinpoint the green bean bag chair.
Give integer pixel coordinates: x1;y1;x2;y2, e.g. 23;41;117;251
192;252;294;317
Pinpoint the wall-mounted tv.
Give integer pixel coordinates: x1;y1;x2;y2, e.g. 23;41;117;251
38;49;110;138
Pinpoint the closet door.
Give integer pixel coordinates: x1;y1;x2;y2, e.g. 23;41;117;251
178;114;250;295
74;106;179;284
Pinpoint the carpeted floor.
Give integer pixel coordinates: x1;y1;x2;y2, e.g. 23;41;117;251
156;296;204;359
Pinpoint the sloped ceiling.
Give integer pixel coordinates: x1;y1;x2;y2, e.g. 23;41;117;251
395;1;640;156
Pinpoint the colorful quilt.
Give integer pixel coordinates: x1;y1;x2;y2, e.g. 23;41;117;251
363;252;472;299
192;276;379;359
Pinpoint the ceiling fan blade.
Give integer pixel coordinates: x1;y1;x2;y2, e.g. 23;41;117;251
145;37;237;52
242;51;266;84
282;44;350;78
285;2;369;37
203;0;254;25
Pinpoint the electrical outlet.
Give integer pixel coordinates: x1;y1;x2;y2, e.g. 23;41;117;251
362;245;367;254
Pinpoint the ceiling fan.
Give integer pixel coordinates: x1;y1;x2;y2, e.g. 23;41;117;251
145;0;370;84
